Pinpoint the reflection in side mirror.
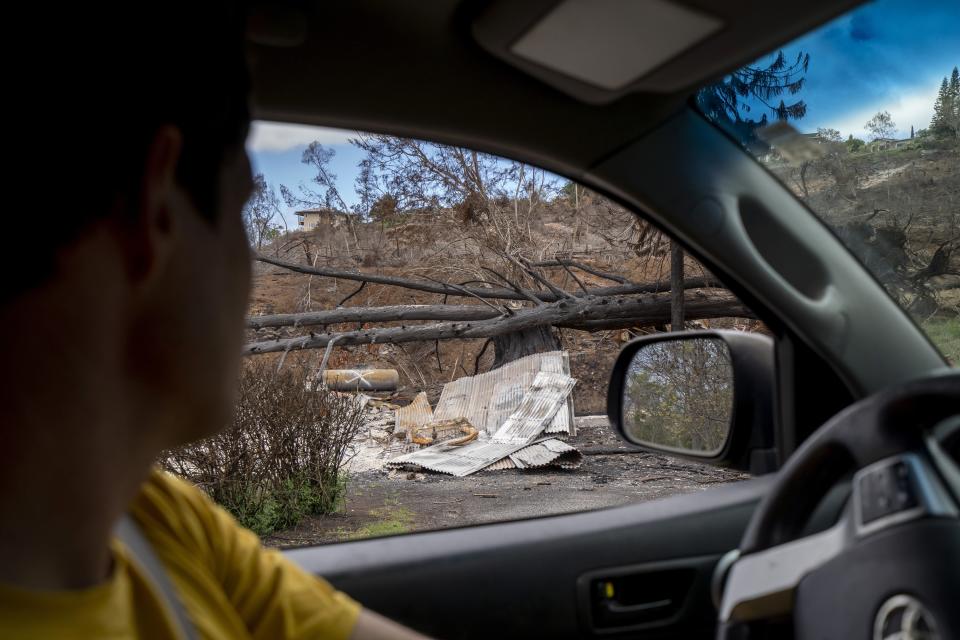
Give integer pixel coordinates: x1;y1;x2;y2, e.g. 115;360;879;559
621;337;733;456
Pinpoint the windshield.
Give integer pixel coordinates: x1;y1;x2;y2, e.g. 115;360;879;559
698;0;959;365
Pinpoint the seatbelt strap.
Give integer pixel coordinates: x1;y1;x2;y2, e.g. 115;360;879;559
114;515;199;640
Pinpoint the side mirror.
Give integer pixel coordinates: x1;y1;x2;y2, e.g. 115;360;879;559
606;330;777;474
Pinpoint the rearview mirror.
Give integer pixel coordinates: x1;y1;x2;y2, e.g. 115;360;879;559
607;330;776;473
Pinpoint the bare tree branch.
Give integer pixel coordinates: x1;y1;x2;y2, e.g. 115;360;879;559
558;262;589;294
513;255;575;300
420;276;509;316
480;266;545;306
336;281;366;307
256;254;725;302
531;259;632;284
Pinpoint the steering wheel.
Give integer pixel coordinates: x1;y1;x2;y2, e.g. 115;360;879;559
716;370;960;639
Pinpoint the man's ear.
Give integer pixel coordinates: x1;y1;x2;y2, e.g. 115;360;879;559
123;125;184;285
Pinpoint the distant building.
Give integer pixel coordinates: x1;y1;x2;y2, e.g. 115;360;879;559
296;208;351;232
867;137;914;152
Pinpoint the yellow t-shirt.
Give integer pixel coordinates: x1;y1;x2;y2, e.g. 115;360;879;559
0;469;361;639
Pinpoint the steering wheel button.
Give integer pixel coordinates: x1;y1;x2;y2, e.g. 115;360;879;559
859;461;918;524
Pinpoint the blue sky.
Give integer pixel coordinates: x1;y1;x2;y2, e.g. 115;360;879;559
771;0;960;138
246;122;362;226
248;0;960;222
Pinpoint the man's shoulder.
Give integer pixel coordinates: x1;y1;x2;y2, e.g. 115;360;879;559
137;468;215;516
129;468;227;559
128;469;364;639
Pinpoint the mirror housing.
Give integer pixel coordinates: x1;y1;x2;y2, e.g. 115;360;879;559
607;330;777;474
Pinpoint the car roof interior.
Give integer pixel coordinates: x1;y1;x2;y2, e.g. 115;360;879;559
247;0;864;178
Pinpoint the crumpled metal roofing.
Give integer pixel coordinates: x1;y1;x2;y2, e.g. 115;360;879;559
386;369;577;476
483;457;517;471
387;437;582;475
432;351;576;438
491;372;577;445
394;391;433;436
387;440;531;477
509;438;583;470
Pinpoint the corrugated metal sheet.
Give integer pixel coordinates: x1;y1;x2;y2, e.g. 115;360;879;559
386;373;575;476
484;457;517;471
490;372;576;445
386;440;531;477
509;438;583;470
382;351;583;475
394;392;433;435
388;437;582;475
432;351;576;437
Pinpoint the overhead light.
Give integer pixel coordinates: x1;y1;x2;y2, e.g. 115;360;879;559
510;0;722;91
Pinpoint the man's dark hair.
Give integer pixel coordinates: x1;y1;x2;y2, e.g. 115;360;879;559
7;3;251;299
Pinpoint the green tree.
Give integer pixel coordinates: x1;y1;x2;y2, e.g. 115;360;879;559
865;111;896;141
697;50;810;145
931;77;951;135
846;134;865;153
949;66;960;138
817;127;842;143
931;68;960;140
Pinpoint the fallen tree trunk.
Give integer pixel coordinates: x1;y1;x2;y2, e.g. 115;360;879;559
244;294;752;355
256;254;723;302
247;304;500;330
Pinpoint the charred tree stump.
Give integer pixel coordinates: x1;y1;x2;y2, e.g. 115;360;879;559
491;326;561;370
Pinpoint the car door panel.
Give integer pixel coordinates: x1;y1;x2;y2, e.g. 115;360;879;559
286;476;775;638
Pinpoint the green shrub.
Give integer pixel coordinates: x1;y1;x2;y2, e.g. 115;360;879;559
163;361;365;536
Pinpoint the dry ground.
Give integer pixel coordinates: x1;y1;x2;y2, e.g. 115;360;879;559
264;417;747;548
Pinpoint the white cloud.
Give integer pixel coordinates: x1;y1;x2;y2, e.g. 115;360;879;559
246;120;354;152
826;81;940;140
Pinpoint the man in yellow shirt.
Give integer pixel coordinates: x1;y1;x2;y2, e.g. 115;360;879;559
0;3;425;638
